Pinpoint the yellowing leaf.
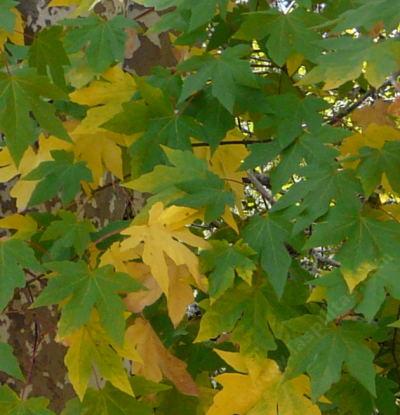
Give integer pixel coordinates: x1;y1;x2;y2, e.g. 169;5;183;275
194;129;248;215
0;8;24;51
120;202;209;295
207;351;321;415
0;214;37;239
101;243;194;326
63;315;134;401
341;261;377;293
286;53;304;76
125;317;199;396
69;66;136;184
340;124;400;169
1;135;72;210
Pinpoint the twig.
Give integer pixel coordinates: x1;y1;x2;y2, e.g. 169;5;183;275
328;70;400;125
311;248;341;268
246;170;276;206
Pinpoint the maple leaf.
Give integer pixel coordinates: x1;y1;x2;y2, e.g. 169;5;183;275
235;8;324;66
207;350;322;415
0;385;55;415
68;66;136;184
178;45;258;113
34;261;142;344
1;135;72;210
242;214;291;298
120;202;208;296
0;3;23;51
0;343;24;381
333;0;400;31
298;38;400;89
64;16;139;73
125;317;199;396
124;147;234;221
28;26;70;88
24;150;92;206
0;239;43;311
0;213;37;240
285;317;376;399
78;384;153;415
0;0;17;32
101;243;194;326
0;69;69;163
103;77;205;177
271;162;361;233
356;141;400;195
194;128;249;213
200;240;256;301
356;261;400;321
63;315;137;400
196;284;276;357
40;211;94;258
306;199;400;292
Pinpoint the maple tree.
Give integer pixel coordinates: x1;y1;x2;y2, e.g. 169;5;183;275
0;0;400;413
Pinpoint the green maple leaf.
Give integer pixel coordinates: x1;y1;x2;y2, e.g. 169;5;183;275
188;0;228;31
196;284;277;357
242;214;291;297
0;69;69;164
309;269;356;322
267;126;349;192
285;318;376;399
334;0;400;31
272;163;361;233
28;26;70;88
178;45;258;113
124;146;234;221
306;199;400;292
235;9;324;66
0;343;24;381
356;261;400;321
242;94;331;171
0;385;55;415
298;37;400;89
24;150;92;206
0;0;17;32
200;240;256;300
64;15;138;73
33;261;142;344
41;211;95;258
78;384;153;415
0;239;43;312
103;78;205;177
356;141;400;196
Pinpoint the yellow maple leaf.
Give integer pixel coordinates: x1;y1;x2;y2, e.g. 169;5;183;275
125;317;199;396
207;350;322;415
69;66;136;185
0;214;37;239
63;314;139;400
0;135;72;210
0;8;24;51
47;0;98;16
120;202;209;296
101;243;194;326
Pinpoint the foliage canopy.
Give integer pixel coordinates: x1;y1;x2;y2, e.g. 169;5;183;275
0;0;400;413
